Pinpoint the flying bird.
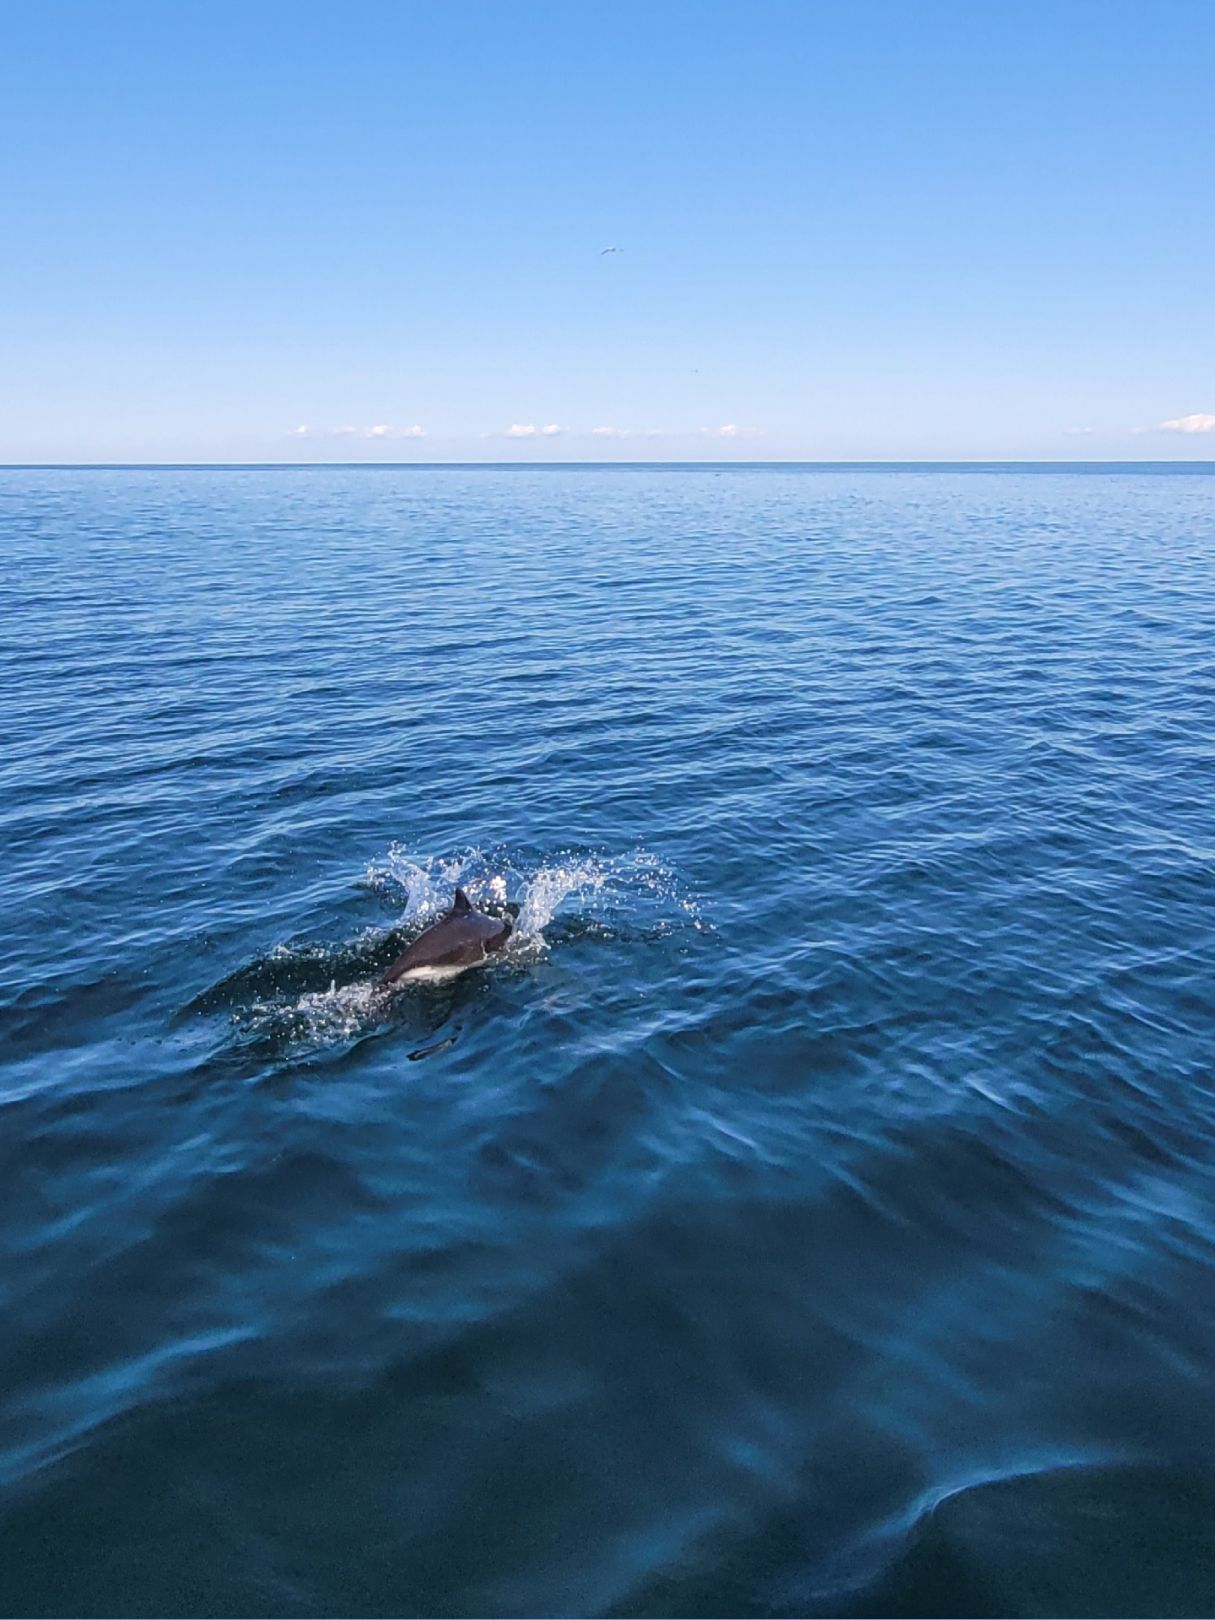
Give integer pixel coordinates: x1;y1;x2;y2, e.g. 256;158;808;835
600;245;623;255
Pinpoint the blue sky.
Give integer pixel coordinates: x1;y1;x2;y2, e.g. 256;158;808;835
2;0;1212;462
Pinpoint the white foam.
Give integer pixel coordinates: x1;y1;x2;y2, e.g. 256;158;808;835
243;977;383;1046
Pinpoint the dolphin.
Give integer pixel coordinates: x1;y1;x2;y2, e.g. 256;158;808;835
378;888;513;987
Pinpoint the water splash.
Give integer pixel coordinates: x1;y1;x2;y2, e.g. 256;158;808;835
219;845;700;1055
366;843;700;947
513;860;606;939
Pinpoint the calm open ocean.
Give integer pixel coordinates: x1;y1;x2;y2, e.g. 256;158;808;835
2;464;1215;1617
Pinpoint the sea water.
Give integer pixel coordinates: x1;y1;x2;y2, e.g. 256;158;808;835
2;464;1214;1616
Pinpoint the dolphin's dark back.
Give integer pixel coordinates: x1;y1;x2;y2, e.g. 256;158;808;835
379;888;512;985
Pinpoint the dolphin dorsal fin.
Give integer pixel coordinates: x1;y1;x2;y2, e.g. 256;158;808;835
451;887;471;915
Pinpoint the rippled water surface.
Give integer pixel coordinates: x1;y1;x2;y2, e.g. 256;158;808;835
3;464;1215;1617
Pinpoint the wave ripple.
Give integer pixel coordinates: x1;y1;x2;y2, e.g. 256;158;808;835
2;465;1215;1617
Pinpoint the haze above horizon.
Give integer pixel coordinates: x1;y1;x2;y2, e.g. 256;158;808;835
3;0;1212;464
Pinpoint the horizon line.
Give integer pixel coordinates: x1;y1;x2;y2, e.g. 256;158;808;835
4;458;1215;471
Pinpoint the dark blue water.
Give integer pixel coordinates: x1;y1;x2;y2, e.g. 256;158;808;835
3;465;1215;1618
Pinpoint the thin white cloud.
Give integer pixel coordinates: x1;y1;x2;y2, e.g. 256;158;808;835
296;423;426;440
700;424;764;440
1065;426;1095;436
591;426;665;439
1158;413;1215;434
368;423;426;439
507;423;538;437
541;423;562;436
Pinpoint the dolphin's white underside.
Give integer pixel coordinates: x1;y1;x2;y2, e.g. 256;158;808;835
392;959;486;983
